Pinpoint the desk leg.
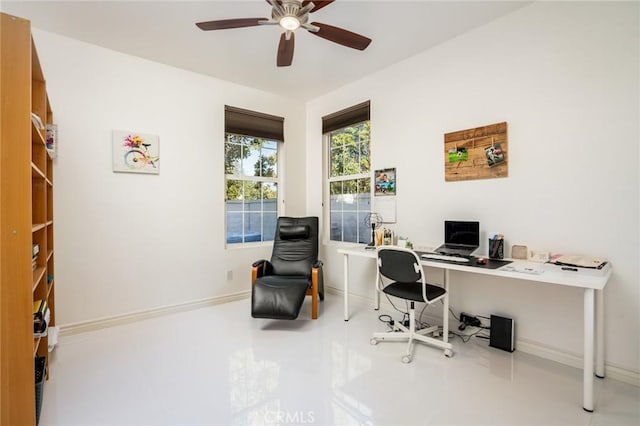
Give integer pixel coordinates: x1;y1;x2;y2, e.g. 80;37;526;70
595;289;605;378
583;288;595;412
374;265;380;310
443;269;450;346
343;253;349;321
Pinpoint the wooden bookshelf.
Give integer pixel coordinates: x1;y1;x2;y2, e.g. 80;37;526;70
1;12;56;425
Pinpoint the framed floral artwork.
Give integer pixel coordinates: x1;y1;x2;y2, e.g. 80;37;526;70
112;130;160;174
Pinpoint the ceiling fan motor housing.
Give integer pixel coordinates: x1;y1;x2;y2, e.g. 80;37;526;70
271;0;311;28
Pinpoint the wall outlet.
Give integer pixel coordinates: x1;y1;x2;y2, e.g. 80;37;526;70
226;270;233;281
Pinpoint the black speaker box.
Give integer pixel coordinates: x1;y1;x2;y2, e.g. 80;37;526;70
490;315;514;352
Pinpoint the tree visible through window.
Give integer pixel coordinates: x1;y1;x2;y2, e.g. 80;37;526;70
225;133;278;244
328;121;371;243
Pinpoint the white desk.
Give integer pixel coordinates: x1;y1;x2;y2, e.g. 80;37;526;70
337;246;612;412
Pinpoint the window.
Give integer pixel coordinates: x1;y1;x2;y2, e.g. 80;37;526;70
323;101;371;244
225;106;283;245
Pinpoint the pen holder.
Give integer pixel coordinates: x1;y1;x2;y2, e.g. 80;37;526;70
489;239;504;259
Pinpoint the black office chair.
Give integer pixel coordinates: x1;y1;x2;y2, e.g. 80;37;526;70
251;217;324;320
370;246;453;362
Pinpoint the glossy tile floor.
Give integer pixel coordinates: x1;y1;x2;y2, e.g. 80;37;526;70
41;294;639;426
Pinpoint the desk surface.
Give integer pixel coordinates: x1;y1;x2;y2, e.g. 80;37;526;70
337;246;612;290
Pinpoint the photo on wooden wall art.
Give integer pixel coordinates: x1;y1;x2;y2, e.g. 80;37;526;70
485;143;505;167
448;147;468;163
112;130;160;174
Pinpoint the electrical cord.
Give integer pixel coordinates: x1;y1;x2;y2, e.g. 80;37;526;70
377;314;394;331
448;306;461;322
448;327;490;343
416;302;433;329
378;299;490;343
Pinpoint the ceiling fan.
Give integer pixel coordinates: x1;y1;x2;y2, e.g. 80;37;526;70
196;0;372;67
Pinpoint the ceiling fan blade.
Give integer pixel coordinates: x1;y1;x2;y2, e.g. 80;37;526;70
196;18;267;31
302;1;334;13
277;32;295;67
309;22;372;50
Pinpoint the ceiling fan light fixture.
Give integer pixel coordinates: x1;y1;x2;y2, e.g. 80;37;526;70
279;16;301;31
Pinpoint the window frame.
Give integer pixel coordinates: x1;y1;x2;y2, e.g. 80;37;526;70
322;120;372;246
224;132;282;247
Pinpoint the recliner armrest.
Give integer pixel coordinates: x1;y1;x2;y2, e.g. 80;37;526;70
252;259;268;268
252;260;273;283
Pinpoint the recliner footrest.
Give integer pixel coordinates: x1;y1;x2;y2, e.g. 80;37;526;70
251;276;310;320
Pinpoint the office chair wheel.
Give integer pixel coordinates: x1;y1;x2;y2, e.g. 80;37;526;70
401;355;412;364
370;338;379;345
444;348;453;358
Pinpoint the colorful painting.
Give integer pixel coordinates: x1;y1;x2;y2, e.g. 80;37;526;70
374;168;396;196
112;130;160;174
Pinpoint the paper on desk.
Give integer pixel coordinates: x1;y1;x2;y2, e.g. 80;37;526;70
501;265;544;275
549;255;607;269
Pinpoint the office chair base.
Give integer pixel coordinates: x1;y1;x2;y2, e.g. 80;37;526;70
371;322;453;361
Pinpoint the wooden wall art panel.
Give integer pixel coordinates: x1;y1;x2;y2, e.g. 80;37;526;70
444;122;508;182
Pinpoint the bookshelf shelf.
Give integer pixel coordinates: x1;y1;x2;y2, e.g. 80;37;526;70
1;12;56;424
31;121;45;145
31;162;46;179
32;223;46;232
33;338;41;356
32;266;46;291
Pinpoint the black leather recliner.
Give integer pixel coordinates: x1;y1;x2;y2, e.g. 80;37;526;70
251;217;324;320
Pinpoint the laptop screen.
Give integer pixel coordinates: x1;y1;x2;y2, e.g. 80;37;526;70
445;220;479;247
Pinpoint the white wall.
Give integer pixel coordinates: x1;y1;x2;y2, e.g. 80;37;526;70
33;30;306;324
306;2;639;374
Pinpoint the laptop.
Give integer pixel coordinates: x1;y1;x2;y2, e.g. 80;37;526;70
434;220;480;256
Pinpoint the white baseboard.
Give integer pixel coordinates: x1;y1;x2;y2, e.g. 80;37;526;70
516;338;640;387
59;291;251;337
326;285;640;387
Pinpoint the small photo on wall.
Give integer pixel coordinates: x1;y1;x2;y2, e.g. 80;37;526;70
374;168;396;196
485;143;505;167
112;130;160;174
448;147;468;163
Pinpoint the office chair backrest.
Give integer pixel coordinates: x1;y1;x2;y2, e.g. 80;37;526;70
270;216;319;277
378;247;423;284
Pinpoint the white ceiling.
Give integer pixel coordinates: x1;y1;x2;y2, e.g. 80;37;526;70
1;1;530;101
